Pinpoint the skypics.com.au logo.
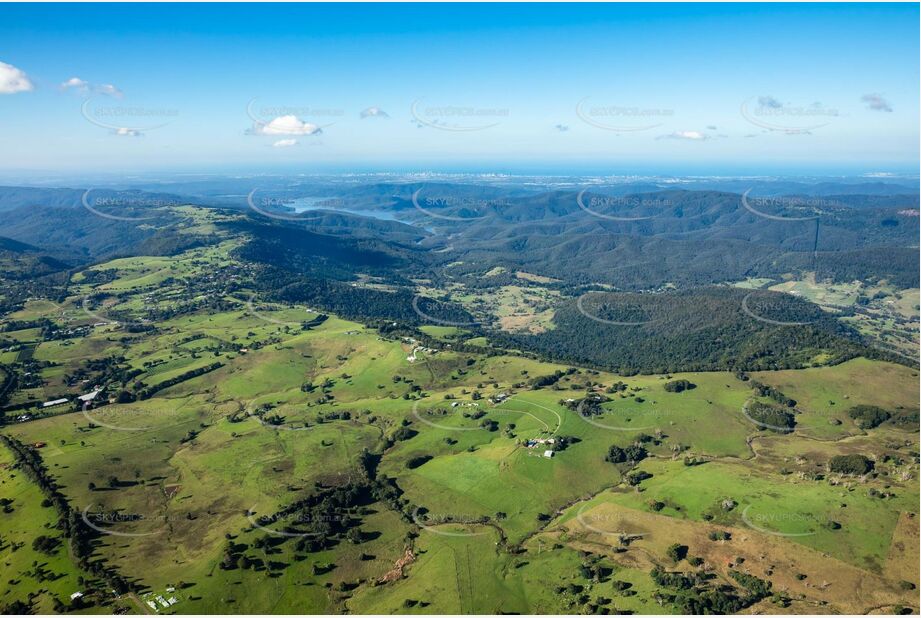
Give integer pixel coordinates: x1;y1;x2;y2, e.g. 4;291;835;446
740;95;838;135
410;99;509;132
576;97;673;132
81;97;178;137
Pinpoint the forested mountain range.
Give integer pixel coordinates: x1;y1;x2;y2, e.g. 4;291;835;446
0;180;915;372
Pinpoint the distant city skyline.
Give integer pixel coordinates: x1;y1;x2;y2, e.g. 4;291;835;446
0;3;918;175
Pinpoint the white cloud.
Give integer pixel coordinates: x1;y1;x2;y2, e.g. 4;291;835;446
555;124;569;132
861;93;892;112
0;61;34;94
658;130;709;141
272;138;298;148
96;83;123;98
249;115;322;136
360;106;389;119
758;95;783;109
114;127;141;137
61;77;123;98
61;76;89;92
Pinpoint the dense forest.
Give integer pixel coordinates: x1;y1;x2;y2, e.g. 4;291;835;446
497;287;876;373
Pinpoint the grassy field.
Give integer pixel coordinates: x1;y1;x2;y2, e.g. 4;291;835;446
750;357;919;437
0;446;110;614
419;282;561;334
768;277;862;307
554;496;916;614
576;455;918;569
1;241;917;615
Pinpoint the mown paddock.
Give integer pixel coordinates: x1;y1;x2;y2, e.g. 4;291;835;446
591;371;756;458
3;391;393;608
555;498;918;614
572;456;919;572
379;367;788;547
3;299;65;322
106;503;412;614
349;521;669;615
382;389;622;545
346;526;519;614
750;357;920;439
0;446;96;614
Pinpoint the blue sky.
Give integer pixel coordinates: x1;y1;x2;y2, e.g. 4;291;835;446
0;3;918;176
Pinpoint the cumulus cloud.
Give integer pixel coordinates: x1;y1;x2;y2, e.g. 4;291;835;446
61;76;89;92
249;115;322;136
113;127;141;137
272;138;298;148
96;83;123;98
360;106;389;119
861;93;892;112
61;77;123;98
0;61;34;94
658;130;709;141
